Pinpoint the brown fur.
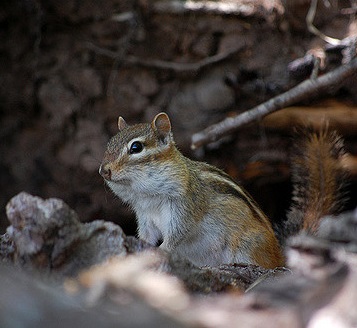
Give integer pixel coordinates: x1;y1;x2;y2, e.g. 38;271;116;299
100;114;345;269
286;127;346;236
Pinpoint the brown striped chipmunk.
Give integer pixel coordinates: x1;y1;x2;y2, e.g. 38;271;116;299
99;113;345;269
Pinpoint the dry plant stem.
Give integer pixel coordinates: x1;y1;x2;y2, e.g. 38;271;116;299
191;57;357;149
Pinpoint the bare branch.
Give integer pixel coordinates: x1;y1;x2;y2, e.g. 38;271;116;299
86;42;242;75
152;1;255;16
191;57;357;149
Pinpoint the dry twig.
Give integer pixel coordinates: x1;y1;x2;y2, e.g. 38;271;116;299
191;57;357;149
152;1;256;16
306;0;343;46
86;42;242;75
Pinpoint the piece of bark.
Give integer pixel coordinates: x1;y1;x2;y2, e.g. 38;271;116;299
3;192;150;276
168;255;289;293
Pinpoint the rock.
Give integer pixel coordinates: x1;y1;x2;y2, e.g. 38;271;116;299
318;209;357;252
3;192;149;276
0;263;184;328
2;192;288;293
2;192;357;327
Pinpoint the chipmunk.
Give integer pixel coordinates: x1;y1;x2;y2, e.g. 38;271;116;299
99;113;345;269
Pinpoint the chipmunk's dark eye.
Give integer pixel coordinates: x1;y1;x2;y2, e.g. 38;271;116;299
129;141;143;154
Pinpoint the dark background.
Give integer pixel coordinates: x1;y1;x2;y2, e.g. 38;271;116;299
1;0;356;235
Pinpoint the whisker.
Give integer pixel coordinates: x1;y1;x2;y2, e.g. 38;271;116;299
103;180;111;204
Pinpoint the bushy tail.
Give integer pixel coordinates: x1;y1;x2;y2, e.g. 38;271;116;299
282;127;347;241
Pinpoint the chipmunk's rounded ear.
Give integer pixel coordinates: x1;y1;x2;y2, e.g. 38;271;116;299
152;112;172;142
118;116;128;131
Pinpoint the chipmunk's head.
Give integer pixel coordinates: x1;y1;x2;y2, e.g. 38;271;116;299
99;113;177;194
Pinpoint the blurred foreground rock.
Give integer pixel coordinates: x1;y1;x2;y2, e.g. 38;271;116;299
1;192;357;327
0;264;184;328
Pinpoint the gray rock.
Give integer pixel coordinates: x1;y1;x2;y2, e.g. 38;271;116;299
4;192;148;276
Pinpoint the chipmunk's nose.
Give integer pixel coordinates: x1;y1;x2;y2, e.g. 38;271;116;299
99;164;111;180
